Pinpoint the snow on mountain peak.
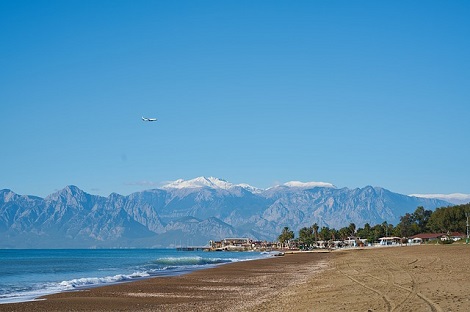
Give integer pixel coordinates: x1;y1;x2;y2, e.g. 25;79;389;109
283;181;336;189
162;177;264;193
163;177;234;190
236;183;263;193
162;177;334;192
409;193;470;205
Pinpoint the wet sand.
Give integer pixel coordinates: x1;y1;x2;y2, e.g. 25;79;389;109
1;244;469;311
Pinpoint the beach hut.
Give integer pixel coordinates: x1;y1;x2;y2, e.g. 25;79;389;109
378;237;402;246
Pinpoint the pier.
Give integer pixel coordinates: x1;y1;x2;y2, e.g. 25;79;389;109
176;246;210;251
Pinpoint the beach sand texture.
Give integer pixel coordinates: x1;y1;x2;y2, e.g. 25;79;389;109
1;244;469;312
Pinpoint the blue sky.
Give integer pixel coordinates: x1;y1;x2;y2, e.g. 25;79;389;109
1;1;469;197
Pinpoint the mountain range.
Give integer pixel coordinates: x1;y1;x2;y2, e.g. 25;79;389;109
0;177;452;248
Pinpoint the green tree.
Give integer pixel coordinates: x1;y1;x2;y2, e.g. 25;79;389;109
398;213;413;237
348;223;356;236
382;221;389;236
278;226;294;248
312;223;319;243
381;221;396;237
298;227;314;248
357;223;375;243
338;227;350;240
427;204;469;233
372;224;384;240
319;226;332;241
412;206;432;233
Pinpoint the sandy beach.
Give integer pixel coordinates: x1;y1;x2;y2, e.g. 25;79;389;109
1;244;469;312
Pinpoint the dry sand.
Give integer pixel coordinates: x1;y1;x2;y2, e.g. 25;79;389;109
1;244;469;312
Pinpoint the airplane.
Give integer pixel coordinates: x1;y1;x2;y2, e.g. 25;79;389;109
142;116;157;122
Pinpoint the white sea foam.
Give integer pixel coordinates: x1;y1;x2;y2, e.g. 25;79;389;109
58;272;150;289
152;256;235;267
0;249;267;305
0;272;151;304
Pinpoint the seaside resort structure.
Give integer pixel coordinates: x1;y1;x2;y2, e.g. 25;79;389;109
209;238;279;251
178;231;468;253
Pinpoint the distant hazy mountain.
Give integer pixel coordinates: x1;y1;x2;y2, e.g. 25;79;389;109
409;193;470;205
0;177;451;248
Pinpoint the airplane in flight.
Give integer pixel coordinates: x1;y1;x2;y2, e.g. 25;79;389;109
142;116;157;122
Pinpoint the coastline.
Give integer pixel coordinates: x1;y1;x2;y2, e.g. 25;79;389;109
0;251;332;311
1;245;469;311
0;248;264;305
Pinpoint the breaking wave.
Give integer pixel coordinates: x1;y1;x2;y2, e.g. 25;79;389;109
0;249;267;305
0;272;151;304
151;256;234;267
58;271;150;289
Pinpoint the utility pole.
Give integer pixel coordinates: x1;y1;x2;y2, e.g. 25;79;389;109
466;212;469;245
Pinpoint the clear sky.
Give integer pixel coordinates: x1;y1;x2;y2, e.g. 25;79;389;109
1;1;469;198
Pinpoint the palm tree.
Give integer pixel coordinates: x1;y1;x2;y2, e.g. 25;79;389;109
348;223;356;237
298;227;313;249
382;221;389;237
312;223;319;244
278;226;294;249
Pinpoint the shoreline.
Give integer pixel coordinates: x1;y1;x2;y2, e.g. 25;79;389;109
1;245;469;311
0;251;333;311
0;248;265;305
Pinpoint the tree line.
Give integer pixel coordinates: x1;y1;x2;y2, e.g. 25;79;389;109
278;203;470;246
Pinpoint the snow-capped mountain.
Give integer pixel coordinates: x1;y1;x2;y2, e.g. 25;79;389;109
163;177;263;193
282;181;336;189
409;193;470;205
0;177;452;248
163;177;334;192
163;177;233;189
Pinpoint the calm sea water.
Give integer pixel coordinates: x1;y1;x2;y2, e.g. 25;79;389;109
0;249;267;304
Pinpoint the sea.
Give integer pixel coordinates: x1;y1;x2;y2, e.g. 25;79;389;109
0;249;269;304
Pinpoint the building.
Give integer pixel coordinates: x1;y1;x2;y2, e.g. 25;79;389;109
209;238;253;251
409;233;444;243
378;236;402;246
446;232;466;241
